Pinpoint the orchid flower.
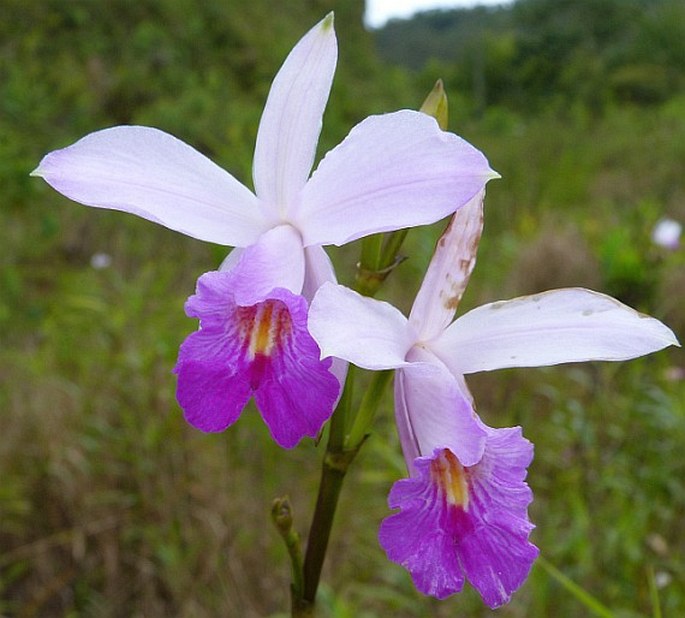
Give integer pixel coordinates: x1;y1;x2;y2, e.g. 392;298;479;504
32;14;497;448
309;190;679;606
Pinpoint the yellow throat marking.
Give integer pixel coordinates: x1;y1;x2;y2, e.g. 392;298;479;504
237;300;292;360
431;449;470;510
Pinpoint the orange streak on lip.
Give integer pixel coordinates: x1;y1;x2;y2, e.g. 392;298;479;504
252;303;275;356
236;300;293;360
431;449;470;510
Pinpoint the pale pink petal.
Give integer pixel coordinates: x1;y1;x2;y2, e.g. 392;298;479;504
33;126;266;246
393;369;421;468
228;224;306;305
296;111;498;246
409;190;485;340
218;247;244;273
302;245;337;302
433;288;680;374
252;14;337;211
308;283;413;370
395;347;486;469
302;246;348;389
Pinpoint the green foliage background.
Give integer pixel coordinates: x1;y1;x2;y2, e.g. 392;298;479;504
1;0;684;616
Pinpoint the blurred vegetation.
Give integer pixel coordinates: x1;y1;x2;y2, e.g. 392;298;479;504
375;0;685;113
1;0;684;616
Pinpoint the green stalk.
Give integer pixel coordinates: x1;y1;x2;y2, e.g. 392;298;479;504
379;229;408;271
295;369;393;616
346;370;393;449
356;234;386;298
300;446;359;608
327;366;355;452
359;232;384;270
271;497;307;615
291;368;360;616
537;555;614;618
647;565;662;618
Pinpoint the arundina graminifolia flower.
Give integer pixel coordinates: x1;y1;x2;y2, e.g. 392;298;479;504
32;14;498;448
308;190;680;606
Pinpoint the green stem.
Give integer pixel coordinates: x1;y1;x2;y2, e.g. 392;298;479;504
294;369;393;616
301;447;359;607
327;366;355;452
359;232;384;271
537;555;614;618
647;565;662;618
379;229;408;271
271;497;306;613
346;370;393;449
355;232;400;297
291;369;360;616
291;596;315;618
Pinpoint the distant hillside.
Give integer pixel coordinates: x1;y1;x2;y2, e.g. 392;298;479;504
373;5;511;70
373;0;685;111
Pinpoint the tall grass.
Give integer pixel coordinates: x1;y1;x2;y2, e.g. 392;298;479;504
1;81;684;618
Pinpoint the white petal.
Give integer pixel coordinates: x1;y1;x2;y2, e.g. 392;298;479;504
218;247;244;273
300;247;348;390
297;110;497;247
252;14;337;212
302;245;337;302
229;224;305;305
410;190;485;340
33;126;266;246
393;370;421;470
308;282;413;369
432;288;680;374
395;347;487;470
